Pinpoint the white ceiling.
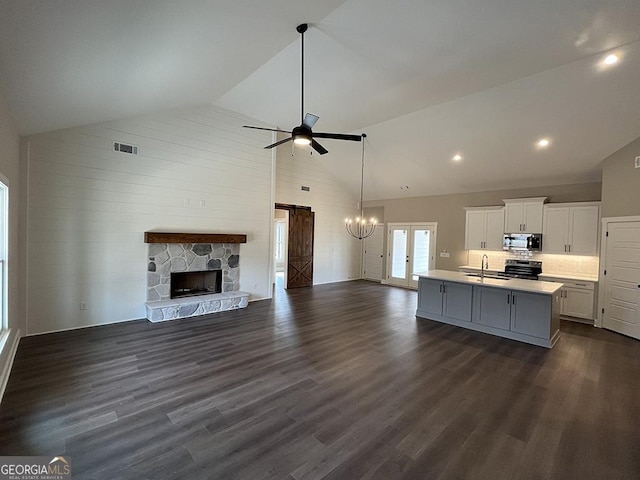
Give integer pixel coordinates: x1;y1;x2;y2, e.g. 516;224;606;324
1;0;640;200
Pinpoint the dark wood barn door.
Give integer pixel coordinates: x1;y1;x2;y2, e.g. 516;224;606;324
276;204;315;289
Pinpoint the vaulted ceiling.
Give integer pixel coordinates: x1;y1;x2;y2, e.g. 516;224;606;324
1;0;639;200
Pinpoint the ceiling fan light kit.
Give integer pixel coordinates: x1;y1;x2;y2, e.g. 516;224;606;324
243;23;361;155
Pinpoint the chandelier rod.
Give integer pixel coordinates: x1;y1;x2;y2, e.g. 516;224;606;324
358;133;366;217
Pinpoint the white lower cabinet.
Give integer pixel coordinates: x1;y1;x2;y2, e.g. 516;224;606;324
417;278;473;322
473;286;552;338
562;287;594;320
538;276;596;322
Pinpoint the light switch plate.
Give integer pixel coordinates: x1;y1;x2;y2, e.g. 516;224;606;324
635;156;640;168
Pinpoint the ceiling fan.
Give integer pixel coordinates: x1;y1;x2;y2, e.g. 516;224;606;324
243;23;362;155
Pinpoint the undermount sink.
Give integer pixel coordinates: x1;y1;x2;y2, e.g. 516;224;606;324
464;273;511;280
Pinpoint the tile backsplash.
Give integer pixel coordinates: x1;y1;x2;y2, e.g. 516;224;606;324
467;250;599;278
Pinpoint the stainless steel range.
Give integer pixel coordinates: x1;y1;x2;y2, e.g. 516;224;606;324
503;259;542;280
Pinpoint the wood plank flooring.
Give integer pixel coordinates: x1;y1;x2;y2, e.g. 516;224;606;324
1;280;639;479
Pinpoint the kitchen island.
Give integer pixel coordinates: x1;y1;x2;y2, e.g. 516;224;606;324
415;270;563;348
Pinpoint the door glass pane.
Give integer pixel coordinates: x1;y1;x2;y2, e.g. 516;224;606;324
391;230;408;278
412;229;431;280
274;222;285;260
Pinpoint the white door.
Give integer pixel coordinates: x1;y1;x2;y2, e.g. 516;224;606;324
388;225;410;286
387;223;437;288
362;224;384;281
602;221;640;340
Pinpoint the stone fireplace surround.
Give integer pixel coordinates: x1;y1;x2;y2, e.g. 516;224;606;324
144;235;248;322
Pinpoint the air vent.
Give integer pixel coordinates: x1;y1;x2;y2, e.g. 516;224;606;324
301;186;310;192
114;142;138;155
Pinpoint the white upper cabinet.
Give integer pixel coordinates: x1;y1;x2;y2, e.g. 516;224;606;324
465;207;504;250
542;203;600;255
503;198;547;233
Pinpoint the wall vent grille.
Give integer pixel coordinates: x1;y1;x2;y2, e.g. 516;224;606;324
114;142;138;155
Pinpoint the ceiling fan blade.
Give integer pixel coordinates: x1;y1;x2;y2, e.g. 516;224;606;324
264;137;293;149
302;113;319;129
313;132;362;142
311;139;328;155
243;125;291;134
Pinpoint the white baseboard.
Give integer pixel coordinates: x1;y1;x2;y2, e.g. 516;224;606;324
0;328;21;405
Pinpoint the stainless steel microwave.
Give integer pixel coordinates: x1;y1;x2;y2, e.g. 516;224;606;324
503;233;542;251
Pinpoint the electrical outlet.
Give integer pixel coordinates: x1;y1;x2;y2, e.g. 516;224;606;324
635;156;640;168
440;252;450;258
79;302;87;311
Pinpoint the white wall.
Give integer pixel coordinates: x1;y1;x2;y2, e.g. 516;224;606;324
23;106;274;335
0;86;22;398
276;146;361;284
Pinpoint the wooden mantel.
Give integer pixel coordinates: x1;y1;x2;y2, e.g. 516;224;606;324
144;232;247;244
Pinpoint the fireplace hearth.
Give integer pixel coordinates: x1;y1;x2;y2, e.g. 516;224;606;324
171;270;222;299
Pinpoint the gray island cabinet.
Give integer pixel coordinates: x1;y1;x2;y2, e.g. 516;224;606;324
415;270;563;348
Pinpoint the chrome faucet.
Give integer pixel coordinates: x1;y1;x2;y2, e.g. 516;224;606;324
481;254;489;279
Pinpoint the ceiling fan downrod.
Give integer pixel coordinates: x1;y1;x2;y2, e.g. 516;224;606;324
297;23;308;126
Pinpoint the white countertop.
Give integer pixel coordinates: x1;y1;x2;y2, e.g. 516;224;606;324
538;273;599;283
459;265;598;283
415;270;563;295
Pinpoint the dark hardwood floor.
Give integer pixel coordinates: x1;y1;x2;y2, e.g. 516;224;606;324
1;280;639;479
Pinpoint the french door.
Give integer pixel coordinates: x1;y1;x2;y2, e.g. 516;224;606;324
386;223;437;288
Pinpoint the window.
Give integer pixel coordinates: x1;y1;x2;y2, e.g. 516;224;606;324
0;180;7;330
274;221;286;261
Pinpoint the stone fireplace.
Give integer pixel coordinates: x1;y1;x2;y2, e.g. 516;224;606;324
147;242;239;302
144;232;249;322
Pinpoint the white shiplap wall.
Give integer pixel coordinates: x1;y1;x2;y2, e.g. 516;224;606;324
24;106;274;335
276;147;361;285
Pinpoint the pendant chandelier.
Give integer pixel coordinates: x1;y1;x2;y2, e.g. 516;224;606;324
345;134;377;240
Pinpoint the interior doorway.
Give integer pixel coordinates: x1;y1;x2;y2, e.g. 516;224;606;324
274;209;288;291
386;223;437;289
275;203;315;289
599;217;640;340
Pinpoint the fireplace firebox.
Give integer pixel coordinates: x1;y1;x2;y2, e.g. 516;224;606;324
171;270;222;299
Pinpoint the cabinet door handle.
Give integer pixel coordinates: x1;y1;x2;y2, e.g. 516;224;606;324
439;284;442;293
568;245;571;252
507;294;510;304
512;295;516;304
564;245;567;252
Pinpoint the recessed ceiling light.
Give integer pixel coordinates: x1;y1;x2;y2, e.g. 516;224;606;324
604;54;619;65
536;138;551;148
452;154;463;161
